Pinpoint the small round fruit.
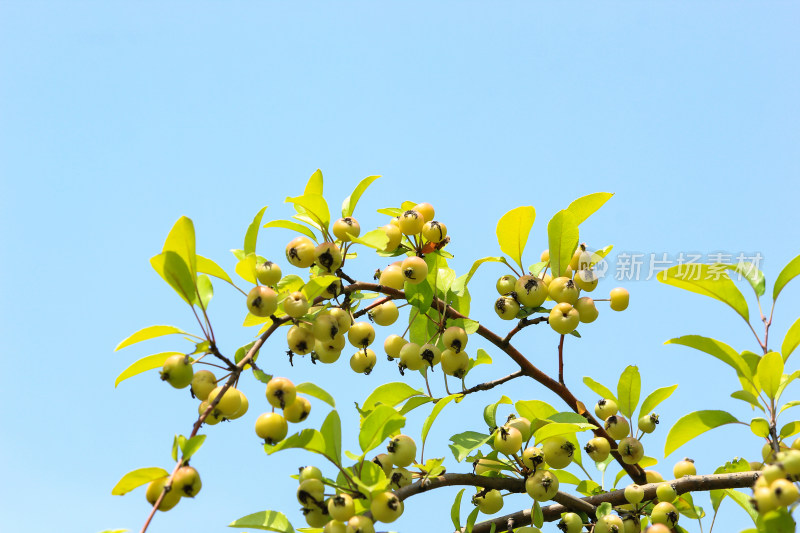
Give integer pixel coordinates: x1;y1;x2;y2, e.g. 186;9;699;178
525;469;559;501
398;210;425;235
384;334;407;359
778;449;800;476
548;277;580;305
299;465;323;482
761;463;786;484
297;478;325;506
624;483;644;504
198;401;223;425
638;413;659;434
228;389;249;419
379;264;405;290
422;220;447;243
441;348;469;377
521;446;545;470
373;454;394;477
574;269;598;292
327;307;352;333
208;386;242;416
348;321;375;348
506;416;532;442
413;202;435;222
595;399;618;419
549;302;579;334
315;242;343;273
619;437;644;464
496;274;517;295
266;377;297;409
346;515;375;533
585;437;611;462
573;297;599;323
474;458;506;475
442;326;468;353
146;477;181;511
255;412;288;444
328;493;356;522
605;415;630;440
650;501;679;528
387;434;417;467
594;514;624;533
609;287;629;311
401;256;428;284
515;275;548;307
173;466;202;498
645;470;665;483
283;291;310;318
333;217;361;241
495;295;521;320
160;354;194;389
419;343;442;368
370;301;399;326
286;236;316;268
645;525;671;533
247;285;278;317
474;489;503;514
370;491;404;523
325;520;347;533
493;426;523;456
288;325;316;355
542;436;575;469
753;485;779;513
772;477;799;506
381;224;402;252
673;458;696;478
256;260;282;286
284;396;312;423
190;370;216;401
399;342;423;371
350;348;377;374
656;483;677;503
559;512;583;533
390;467;413;489
315;338;343;364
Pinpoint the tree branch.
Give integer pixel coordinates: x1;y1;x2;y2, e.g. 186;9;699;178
501;316;548;345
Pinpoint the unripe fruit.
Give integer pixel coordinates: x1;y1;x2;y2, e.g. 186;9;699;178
762;441;789;462
645;470;665;483
442;326;468;353
559;511;583;533
495;295;521;320
384;334;407;359
624;483;644;504
328;493;355;522
266;377;297;409
297;478;325;506
515;276;548;307
333;217;360;241
228;389;249;420
198;401;224;425
315;337;343;364
146;477;181;511
284;396;311;423
594;514;624;533
314;242;342;273
772;478;799;506
390;467;413;489
585;437;611;462
346;515;375;533
656;483;677;503
299;465;322;482
191;370;216;401
638;413;659;433
313;314;342;341
381;224;402;252
398;210;425;235
422;220;447;243
370;301;399;326
288;325;316;355
595;399;618;419
370;491;404;523
350;348;377;374
778;449;800;476
327;307;352;333
474;489;504;514
673;458;696;478
619;437;644;464
493;426;523;456
348;322;375;348
286;236;316;268
573;297;599;323
379;264;405;290
419;343;442;368
496;275;517;295
387;434;417;467
605;415;630;440
650;501;679;528
208;386;242;416
541;249;550;262
441;348;469;377
753;485;779;513
173;465;202;497
372;454;393;477
324;520;347;533
506;416;532;442
399;342;424;371
475;458;506;475
793;437;800;450
609;287;629;311
542;436;575;469
645;525;670;533
247;285;278;317
160;354;193;389
548;277;580;305
256;260;282;286
283;291;310;318
255;412;288;444
549;302;579;335
762;463;786;484
521;446;545;470
413;202;435;223
303;506;330;528
574;269;598;292
526;469;559;501
401;256;428;284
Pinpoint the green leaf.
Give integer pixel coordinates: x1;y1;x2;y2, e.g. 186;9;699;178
115;325;188;351
750;418;771;438
359;405;405;453
483;395;513;428
342;175;380;217
583;376;617;402
450;488;465;532
302;275;340;301
262;219;318;242
196;255;237;288
617;365;641;419
347;228;389;250
496;206;536;273
731;390;765;411
757;507;796;533
180;434;206;462
285;193;330;231
111;467;168;495
228;510;295;532
421;395;458;451
780;421;800;438
464;506;480;533
675;492;705;519
774;254;800;302
665;410;740;457
353;459;390;496
162;216;197;278
532;500;544;528
547;209;579;278
567;192;614;225
448;432;493;462
657;264;749;322
781;317;800;362
757;351;784;399
196;274;213;308
277;274;305;293
304;169;323;195
296;382;335;408
399;395;433;416
320;410;342;465
114;352;183;387
516;399;557;421
234;252;258;285
779;400;800;415
666;335;752;380
596;501;613;518
244;206;268;256
552;469;581;485
361;382;424;412
724;489;759;524
458;256;505;291
726;262;765;298
534;422;595;444
639;384;678;418
405;278;434;314
150;251;198;305
466;349;492;374
265;429;326;456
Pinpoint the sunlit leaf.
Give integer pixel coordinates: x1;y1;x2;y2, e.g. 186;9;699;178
196;274;213;308
450;488;466;532
150;251;198;305
583;376;617;402
658;264;749;322
750;418;770;438
665;335;752;380
639;384;678;418
229;510;295;532
516;399;557;421
111;467;168;496
534;422;595;443
780;421;800;438
320;410;342;465
421;395;458;451
567;192;614;225
114;352;183;387
342;175;380;217
617;365;641;419
757;351;784;399
731;390;764;411
263;219;318;242
448;432;493;462
234;252;258;285
196;255;238;288
781;317;800;362
665;410;739;457
296;382;335;408
547;209;579;278
180;434;206;462
483;395;512;428
162;216;197;278
361;382;425;412
115;325;188;351
347;228;389;250
244;206;268;256
725;262;765;298
496;206;535;273
773;253;800;302
359;405;405;453
286;194;330;231
265;429;326;456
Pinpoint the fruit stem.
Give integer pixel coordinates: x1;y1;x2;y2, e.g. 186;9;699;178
558;335;566;385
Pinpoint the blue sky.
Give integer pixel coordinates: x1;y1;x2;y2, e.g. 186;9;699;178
1;2;799;533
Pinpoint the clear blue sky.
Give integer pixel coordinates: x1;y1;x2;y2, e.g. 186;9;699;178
1;2;798;533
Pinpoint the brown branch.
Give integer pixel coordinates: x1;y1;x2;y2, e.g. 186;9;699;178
432;370;525;401
558;334;565;385
353;295;394;319
501;316;548;345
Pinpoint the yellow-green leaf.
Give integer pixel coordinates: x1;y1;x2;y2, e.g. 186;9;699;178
534;422;595;444
150;251;198;305
263;219;318;242
666;335;752;379
421;395;458;451
547;209;579;278
229;510;295;532
235;252;258;285
665;410;739;457
639;384;678;418
359;405;405;453
111;467;168;495
162;216;197;278
115;325;187;351
285;194;330;231
780;421;800;438
726;262;765;298
302;275;340;300
361;382;425;412
265;429;326;456
496;206;536;273
296;382;335;407
115;352;183;387
196;255;236;287
244;206;268;256
617;365;641;419
781;317;800;363
658;264;749;322
567;192;614;225
583;376;617;402
757;351;784;399
342;175;380;218
304;169;323;196
750;417;770;438
347;228;389;250
774;253;800;302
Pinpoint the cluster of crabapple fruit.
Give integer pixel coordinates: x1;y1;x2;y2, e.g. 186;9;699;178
494;245;629;335
255;377;312;444
750;439;800;514
583;397;659;467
